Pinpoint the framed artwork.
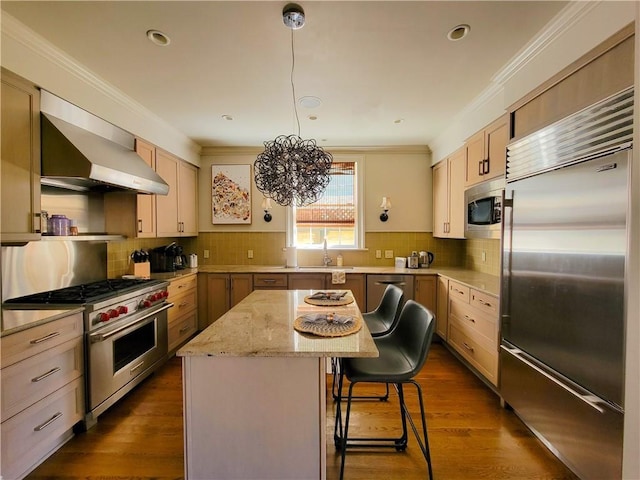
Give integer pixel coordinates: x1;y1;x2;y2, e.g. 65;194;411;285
212;164;252;224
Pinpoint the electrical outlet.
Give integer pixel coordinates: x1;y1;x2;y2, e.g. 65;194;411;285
248;249;254;259
482;251;487;262
384;250;394;259
203;249;210;259
375;250;382;259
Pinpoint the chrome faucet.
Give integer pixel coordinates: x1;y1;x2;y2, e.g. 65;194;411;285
322;239;332;267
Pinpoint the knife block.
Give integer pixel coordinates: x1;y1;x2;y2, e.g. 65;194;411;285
128;261;151;279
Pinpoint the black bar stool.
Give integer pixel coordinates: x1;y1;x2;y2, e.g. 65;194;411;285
334;300;435;480
331;284;404;401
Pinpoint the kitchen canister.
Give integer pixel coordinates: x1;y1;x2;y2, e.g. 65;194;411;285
50;214;70;236
188;253;198;268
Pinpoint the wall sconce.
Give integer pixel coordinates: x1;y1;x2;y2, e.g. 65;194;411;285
380;196;391;222
262;198;273;222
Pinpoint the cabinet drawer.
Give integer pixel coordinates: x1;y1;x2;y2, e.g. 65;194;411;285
449;299;497;346
168;274;197;297
448;321;498;386
1;337;83;422
470;289;498;316
168;312;197;352
253;274;287;288
448;281;470;303
168;290;197;323
1;377;84;480
1;313;83;368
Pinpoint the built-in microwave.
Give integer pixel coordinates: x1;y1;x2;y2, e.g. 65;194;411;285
464;178;505;239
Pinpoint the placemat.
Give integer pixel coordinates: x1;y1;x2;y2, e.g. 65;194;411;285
293;313;362;337
304;291;354;306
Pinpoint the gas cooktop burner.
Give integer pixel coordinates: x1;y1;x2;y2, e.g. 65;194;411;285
4;278;161;305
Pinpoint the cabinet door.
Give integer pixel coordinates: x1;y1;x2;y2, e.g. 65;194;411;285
414;276;437;315
207;274;230;324
465;130;485;187
1;69;41;242
485;115;508;181
447;148;466;238
178;161;198;236
230;274;253;307
156;149;180;237
135;139;157;237
343;274;365;310
432;160;448;238
436;276;449;340
288;274;327;290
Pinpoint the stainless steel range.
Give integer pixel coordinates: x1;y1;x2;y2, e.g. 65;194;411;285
4;278;172;428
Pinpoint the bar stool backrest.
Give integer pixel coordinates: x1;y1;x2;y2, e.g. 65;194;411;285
389;300;435;378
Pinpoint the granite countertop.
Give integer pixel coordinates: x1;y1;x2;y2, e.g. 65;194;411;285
1;307;85;337
150;268;198;281
177;289;378;359
195;265;500;297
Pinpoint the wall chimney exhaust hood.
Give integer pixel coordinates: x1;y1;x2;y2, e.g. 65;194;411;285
40;91;169;195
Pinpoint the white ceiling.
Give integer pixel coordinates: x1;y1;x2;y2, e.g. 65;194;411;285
2;1;568;148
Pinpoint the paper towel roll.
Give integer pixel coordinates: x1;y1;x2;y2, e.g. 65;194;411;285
286;246;297;267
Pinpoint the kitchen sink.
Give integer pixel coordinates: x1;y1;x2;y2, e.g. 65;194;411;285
295;266;354;270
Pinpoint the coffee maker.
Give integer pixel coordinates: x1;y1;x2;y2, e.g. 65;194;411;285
150;242;187;272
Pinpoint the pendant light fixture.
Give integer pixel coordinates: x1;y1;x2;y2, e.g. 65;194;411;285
254;3;333;207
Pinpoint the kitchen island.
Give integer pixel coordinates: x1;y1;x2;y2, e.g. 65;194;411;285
177;289;378;480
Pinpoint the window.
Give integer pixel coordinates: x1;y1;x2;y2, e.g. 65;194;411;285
288;156;364;249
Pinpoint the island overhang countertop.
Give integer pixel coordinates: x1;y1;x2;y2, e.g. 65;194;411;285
177;289;378;358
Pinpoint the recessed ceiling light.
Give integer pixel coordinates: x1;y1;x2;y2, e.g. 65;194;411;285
146;29;171;46
222;114;233;121
447;24;470;41
299;96;322;109
308;115;318;121
394;118;404;124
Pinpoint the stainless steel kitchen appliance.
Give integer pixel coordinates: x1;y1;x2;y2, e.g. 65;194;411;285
366;274;414;311
500;87;632;480
4;278;172;428
464;177;504;239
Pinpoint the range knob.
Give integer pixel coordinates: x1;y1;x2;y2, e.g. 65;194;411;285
97;312;110;323
108;309;119;319
140;299;152;309
117;305;129;315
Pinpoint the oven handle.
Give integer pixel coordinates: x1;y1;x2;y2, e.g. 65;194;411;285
89;303;173;343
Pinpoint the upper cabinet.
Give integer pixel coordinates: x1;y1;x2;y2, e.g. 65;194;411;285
433;147;465;239
1;69;42;243
156;149;198;237
465;114;508;187
510;23;634;142
105;141;198;238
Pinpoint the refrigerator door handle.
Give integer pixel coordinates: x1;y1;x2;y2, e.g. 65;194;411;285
501;345;610;414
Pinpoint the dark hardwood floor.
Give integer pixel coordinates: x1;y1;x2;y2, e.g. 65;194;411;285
26;343;578;480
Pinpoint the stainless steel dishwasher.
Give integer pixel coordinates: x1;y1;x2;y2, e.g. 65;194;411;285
366;274;414;312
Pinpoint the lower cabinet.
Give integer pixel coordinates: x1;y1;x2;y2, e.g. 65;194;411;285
446;280;499;386
0;313;84;480
435;276;449;340
203;273;253;327
414;275;437;315
167;273;198;353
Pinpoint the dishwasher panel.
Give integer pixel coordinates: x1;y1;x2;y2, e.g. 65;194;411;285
366;275;414;312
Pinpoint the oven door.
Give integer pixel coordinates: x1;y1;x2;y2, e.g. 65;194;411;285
87;303;171;413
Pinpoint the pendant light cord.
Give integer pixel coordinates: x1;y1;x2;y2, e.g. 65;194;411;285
290;28;301;137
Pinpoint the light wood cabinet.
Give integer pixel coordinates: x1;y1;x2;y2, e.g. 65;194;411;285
288;273;326;290
134;139;157;237
446;280;499;386
436;276;449;340
510;24;633;141
204;273;253;326
156;150;198;237
465;114;508;187
1;313;84;479
1;68;41;243
342;274;365;311
167;274;198;353
253;274;288;290
432;147;465;238
414;275;437;316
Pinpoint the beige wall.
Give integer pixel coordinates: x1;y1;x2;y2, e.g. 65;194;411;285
198;146;432;233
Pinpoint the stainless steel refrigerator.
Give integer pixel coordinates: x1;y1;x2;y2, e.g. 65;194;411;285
500;88;632;480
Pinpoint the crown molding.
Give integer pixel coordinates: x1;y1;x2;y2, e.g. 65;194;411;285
1;12;177;134
201;145;431;156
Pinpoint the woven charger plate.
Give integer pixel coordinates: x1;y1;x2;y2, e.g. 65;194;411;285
293;315;362;337
304;295;354;307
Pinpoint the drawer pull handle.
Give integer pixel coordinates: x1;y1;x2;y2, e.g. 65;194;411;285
452;288;464;295
179;302;190;307
462;342;475;353
130;361;145;374
30;331;61;344
261;279;276;283
464;315;476;323
32;367;61;383
178;284;186;289
34;412;63;431
479;300;493;307
179;325;191;334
